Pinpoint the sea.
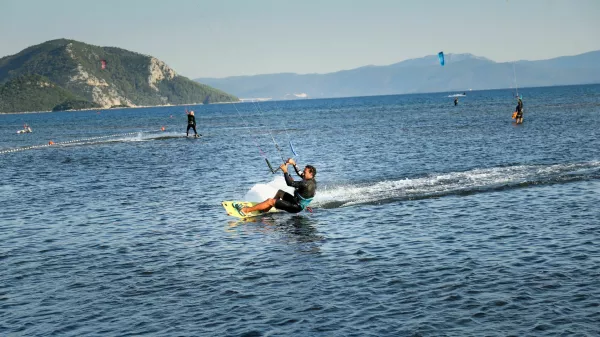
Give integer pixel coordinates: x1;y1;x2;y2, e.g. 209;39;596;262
1;84;599;336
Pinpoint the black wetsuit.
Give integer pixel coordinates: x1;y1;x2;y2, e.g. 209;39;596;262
515;100;523;118
454;98;458;106
187;114;198;136
275;168;317;213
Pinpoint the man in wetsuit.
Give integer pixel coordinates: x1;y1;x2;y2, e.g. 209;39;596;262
235;158;317;215
454;98;458;106
186;111;199;137
515;97;524;124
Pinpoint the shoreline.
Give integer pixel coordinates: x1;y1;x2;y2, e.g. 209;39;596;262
3;82;599;115
0;101;243;115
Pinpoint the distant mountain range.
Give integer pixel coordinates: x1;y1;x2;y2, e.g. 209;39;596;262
196;51;600;99
0;39;237;113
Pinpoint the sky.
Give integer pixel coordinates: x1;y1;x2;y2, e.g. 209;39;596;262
1;0;599;78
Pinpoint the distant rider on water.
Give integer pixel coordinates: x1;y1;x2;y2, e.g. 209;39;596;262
515;97;524;124
186;110;199;137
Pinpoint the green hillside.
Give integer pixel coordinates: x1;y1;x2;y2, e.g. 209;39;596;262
0;39;238;113
0;74;101;113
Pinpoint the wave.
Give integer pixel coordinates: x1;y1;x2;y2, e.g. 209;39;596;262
312;162;600;209
0;131;189;154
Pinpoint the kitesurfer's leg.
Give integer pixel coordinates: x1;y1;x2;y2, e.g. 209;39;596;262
240;190;291;214
272;190;302;212
242;198;276;213
274;189;287;200
274;198;303;213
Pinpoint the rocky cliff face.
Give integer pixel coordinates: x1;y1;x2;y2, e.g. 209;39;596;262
148;57;176;91
65;43;132;108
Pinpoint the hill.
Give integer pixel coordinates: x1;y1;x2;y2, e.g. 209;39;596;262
196;51;600;99
0;74;100;113
0;39;238;113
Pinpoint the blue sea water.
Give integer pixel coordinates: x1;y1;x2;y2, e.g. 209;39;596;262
1;84;600;336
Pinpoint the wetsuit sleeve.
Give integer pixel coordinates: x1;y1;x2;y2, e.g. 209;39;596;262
284;172;305;189
292;165;303;177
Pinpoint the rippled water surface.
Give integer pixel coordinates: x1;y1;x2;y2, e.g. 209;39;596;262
1;85;600;336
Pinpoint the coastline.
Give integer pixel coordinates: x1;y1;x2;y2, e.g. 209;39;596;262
0;101;242;115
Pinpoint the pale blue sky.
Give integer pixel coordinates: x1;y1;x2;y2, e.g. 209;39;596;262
1;0;599;78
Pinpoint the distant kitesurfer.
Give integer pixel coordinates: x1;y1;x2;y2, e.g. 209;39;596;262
186;110;199;137
515;97;524;124
234;158;317;216
17;124;32;134
454;98;458;106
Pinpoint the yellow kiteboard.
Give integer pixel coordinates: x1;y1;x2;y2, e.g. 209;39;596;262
222;201;278;219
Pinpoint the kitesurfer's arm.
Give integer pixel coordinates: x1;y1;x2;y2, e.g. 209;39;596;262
285;173;305;188
280;163;304;188
287;158;303;177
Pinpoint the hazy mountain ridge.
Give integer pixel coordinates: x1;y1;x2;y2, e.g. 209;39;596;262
196;51;600;99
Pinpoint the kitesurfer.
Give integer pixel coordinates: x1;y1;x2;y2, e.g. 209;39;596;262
234;158;317;215
17;124;32;133
515;97;524;124
186;111;199;137
454;98;458;106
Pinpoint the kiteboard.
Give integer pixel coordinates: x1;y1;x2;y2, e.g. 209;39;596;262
222;201;278;219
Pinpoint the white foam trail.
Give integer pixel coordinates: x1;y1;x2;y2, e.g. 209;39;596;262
241;162;600;208
0;130;184;154
243;176;294;202
313;162;600;208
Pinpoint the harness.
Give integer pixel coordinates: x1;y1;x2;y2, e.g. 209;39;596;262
294;191;313;210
